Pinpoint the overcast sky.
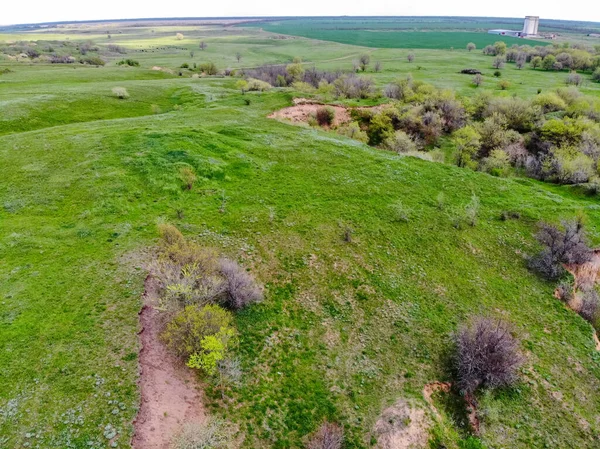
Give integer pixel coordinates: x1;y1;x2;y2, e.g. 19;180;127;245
1;0;599;26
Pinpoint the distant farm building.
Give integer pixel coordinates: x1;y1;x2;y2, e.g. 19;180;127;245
488;16;540;38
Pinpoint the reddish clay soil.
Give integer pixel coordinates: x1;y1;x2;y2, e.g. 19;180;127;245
268;103;352;127
423;381;480;435
132;277;205;449
268;98;385;128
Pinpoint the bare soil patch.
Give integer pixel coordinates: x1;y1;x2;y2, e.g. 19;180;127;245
268;98;386;128
374;399;430;449
423;381;480;435
268;103;352;127
132;276;205;449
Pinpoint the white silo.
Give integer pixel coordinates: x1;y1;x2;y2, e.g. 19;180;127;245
523;16;539;36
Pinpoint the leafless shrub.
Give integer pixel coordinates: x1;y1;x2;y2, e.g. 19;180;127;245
315;107;335;126
307;421;344;449
112;87;129;99
171;418;232;449
492;56;506;69
579;289;600;325
107;44;126;54
359;54;370;71
454;317;524;396
529;218;592;280
555;281;573;303
472;73;483;87
374;61;382;72
407;52;415;63
333;74;374;99
566;71;583;86
219;258;263;310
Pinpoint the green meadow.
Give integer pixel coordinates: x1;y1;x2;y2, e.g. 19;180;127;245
1;20;600;449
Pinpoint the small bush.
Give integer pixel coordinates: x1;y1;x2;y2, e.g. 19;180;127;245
162;304;235;361
592;68;600;83
579;289;600;327
117;58;139;67
199;62;218;75
219;258;263;310
464;194;480;227
454;317;524;395
384;130;418;153
555;281;573;303
307;421;343;449
529;218;592;280
112;87;129;99
246;78;271;92
315;107;335;127
171;418;232;449
498;80;510;90
493;70;501;78
176;33;184;40
158;223;185;247
566;72;583;86
179;166;197;190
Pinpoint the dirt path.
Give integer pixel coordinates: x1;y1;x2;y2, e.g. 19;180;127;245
132;277;205;449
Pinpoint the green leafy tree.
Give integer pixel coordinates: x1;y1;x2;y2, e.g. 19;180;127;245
530;56;542;69
542;55;557;71
494;41;507;56
187;327;236;375
453;126;481;169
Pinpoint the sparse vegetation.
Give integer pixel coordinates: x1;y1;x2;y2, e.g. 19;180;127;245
111;86;129;99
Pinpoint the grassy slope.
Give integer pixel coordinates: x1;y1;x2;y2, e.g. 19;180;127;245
1;25;600;449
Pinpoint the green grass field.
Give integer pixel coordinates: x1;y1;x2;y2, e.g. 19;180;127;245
1;19;600;449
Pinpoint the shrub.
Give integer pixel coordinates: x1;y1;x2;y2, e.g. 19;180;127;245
555;281;573;303
162;304;235;361
407;52;415;63
532;92;567;113
112;87;129;99
246;78;271;92
498;80;510;90
529;218;592;280
158;223;185;247
107;44;126;54
171;418;232;449
383;130;417;153
592;68;600;83
179;166;197;190
117;58;139;67
219;258;263;310
199;62;218;75
79;56;105;66
454;317;524;396
176;33;184;40
315;107;335;127
493;70;501;78
452;126;481;169
579;289;600;326
472;73;483;87
467;42;476;52
482;149;510;176
464;194;480;226
307;421;343;449
337;122;369;143
566;71;583;86
180;62;189;69
492;56;505;69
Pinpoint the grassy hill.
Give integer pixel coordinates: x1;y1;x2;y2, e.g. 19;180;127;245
1;21;600;449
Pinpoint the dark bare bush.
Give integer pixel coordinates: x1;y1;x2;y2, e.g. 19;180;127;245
107;44;126;54
579;289;600;326
302;67;340;88
307;422;343;449
219;258;263;310
315;107;335;126
529;218;592;280
244;64;292;87
333;74;375;99
454;317;524;396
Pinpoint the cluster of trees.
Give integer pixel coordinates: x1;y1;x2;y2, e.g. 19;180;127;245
482;41;600;76
240;62;375;99
327;76;600;187
151;224;262;381
0;40;108;66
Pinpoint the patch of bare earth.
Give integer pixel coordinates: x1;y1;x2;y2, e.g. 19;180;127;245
423;382;480;435
374;399;431;449
268;103;351;127
268;98;386;128
132;276;205;449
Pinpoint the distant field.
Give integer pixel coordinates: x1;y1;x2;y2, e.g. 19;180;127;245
243;19;552;49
